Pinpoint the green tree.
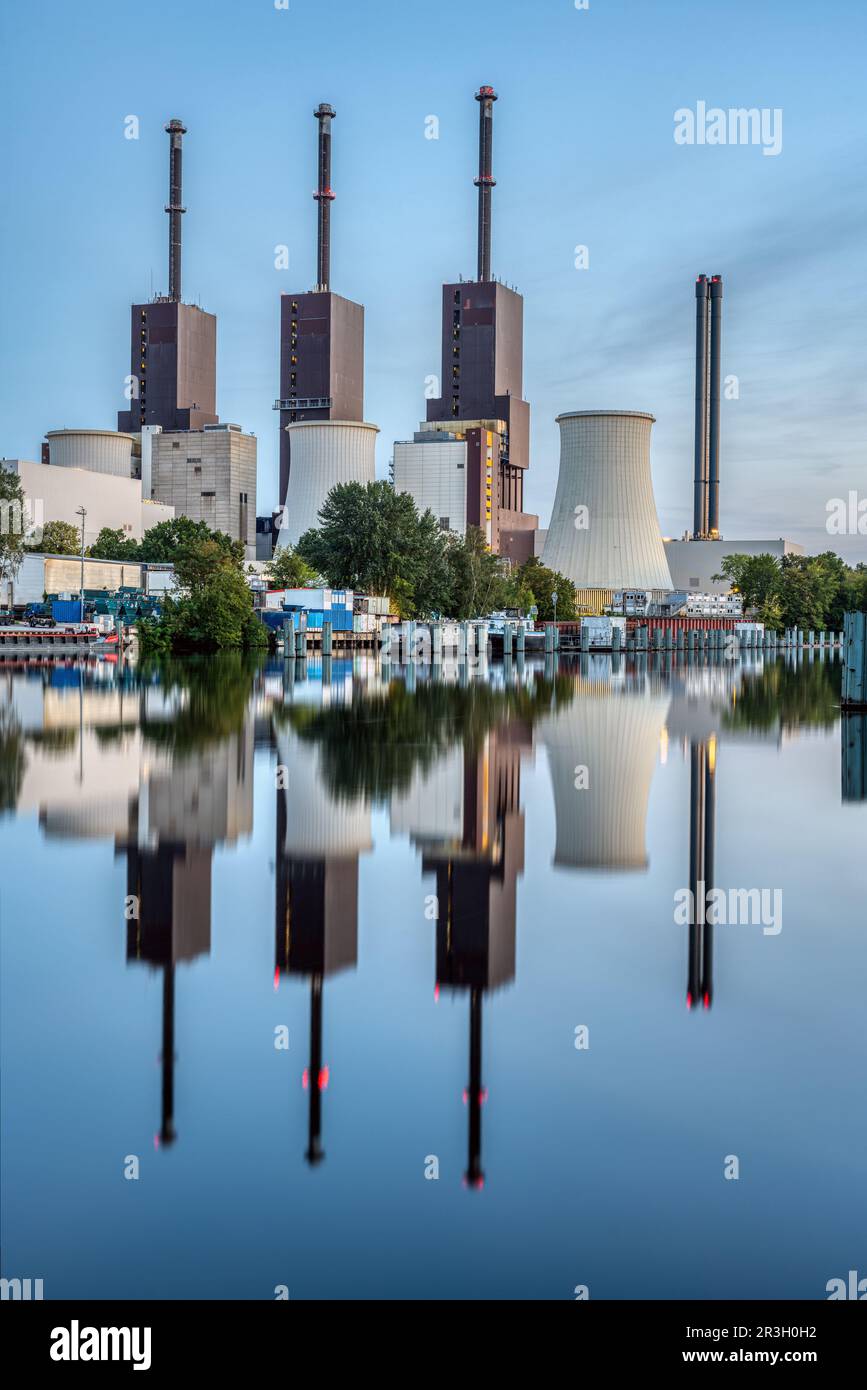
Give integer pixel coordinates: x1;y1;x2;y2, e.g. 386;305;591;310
88;527;141;561
265;545;318;590
0;468;27;592
297;481;450;616
514;557;578;621
31;519;82;556
443;527;510;618
712;553;781;612
138;536;266;654
138;516;243;569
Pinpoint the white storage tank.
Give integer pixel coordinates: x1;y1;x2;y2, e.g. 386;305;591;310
46;429;134;478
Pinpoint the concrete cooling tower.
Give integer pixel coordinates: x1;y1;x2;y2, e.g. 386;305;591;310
542;411;672;594
539;679;671;871
278;420;378;549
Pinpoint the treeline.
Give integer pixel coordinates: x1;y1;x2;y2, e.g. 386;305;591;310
292;480;577;620
715;552;867;631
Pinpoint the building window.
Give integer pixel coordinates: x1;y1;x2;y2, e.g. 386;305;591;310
172;441;180;450
439;517;449;530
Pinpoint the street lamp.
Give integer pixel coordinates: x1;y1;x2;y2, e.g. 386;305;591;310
75;506;87;622
552;589;558;626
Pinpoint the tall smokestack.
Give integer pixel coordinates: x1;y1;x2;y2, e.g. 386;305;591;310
165;119;187;303
474;86;498;283
707;275;723;536
313;103;336;291
693;274;709;537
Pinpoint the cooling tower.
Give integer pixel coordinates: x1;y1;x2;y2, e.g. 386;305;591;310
542;411;672;591
539;678;671;871
278;420;378;549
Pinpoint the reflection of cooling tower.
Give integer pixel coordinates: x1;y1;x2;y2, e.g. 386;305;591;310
277;733;372;856
278;420;378;549
542;411;672;591
540;684;670;869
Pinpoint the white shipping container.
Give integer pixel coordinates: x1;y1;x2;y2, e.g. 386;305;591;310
284;588;333;611
9;553;47;607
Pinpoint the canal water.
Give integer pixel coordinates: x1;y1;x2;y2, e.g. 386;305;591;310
1;651;864;1300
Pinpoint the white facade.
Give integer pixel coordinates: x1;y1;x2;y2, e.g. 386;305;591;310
150;423;257;558
278;420;378;550
393;438;468;534
4;459;174;549
543;411;673;592
45;429;134;478
664;538;804;595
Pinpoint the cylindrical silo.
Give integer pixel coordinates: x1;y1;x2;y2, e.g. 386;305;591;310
278;420;378;550
542;411;672;593
45;429;134;478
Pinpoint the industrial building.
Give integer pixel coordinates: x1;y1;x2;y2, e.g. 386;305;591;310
117;121;218;435
393;424;502;547
664;537;804;595
275;104;366;512
3;426;174;559
150;422;257;557
412;87;537;563
542;411;673;608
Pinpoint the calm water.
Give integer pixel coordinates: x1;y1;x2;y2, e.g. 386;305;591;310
1;650;865;1300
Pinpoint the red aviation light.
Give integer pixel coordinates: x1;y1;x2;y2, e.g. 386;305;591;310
318;1067;329;1091
273;967;280;992
302;1068;309;1090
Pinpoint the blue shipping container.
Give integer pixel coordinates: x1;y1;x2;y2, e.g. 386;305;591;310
52;600;84;624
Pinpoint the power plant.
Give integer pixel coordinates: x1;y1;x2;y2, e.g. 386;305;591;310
118;120;218;435
274;103;366;513
394;87;538;564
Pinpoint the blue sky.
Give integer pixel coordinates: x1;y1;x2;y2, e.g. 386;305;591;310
2;0;866;558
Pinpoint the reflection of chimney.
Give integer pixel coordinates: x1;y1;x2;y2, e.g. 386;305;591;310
123;841;213;1148
686;738;716;1010
474;87;498;283
275;770;361;1169
305;976;326;1166
313;103;336;291
465;989;485;1189
159;967;177;1147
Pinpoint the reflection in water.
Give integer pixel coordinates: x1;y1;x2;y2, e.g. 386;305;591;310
687;738;716;1012
539;666;670;870
274;723;371;1165
1;647;863;1298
